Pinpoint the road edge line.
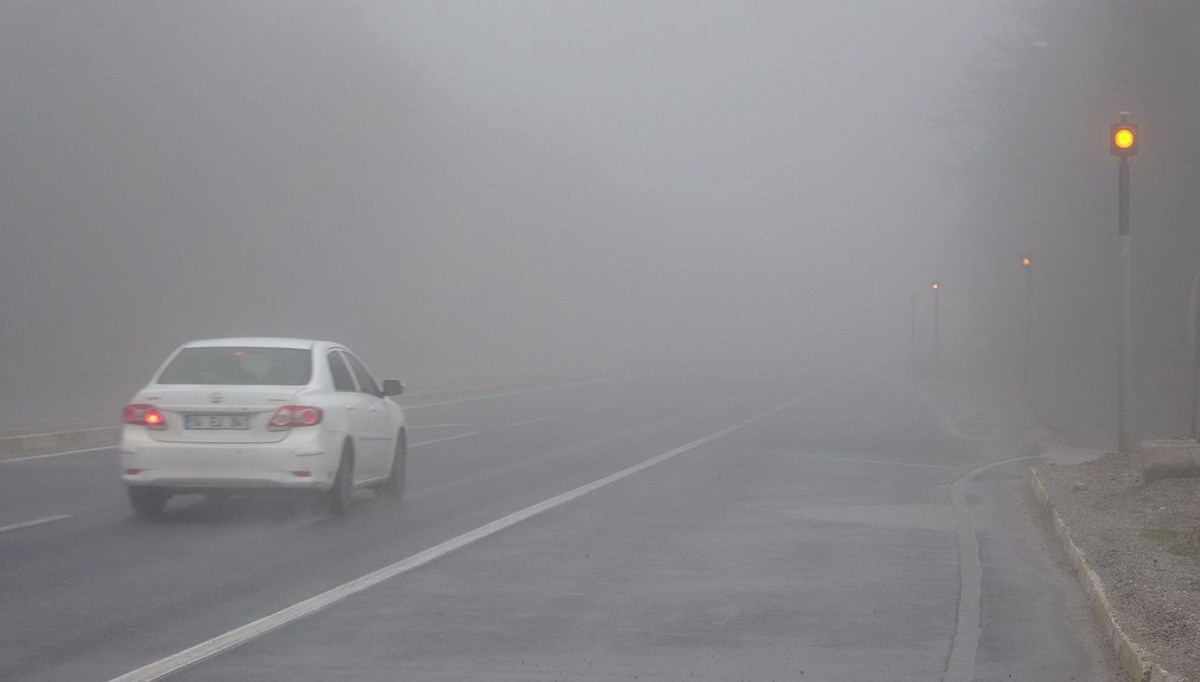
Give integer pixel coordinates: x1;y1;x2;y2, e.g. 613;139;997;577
942;455;1040;682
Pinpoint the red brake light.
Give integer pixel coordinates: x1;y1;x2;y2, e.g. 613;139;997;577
124;404;167;430
268;406;323;430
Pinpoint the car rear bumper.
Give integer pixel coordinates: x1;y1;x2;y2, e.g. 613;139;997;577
120;426;341;492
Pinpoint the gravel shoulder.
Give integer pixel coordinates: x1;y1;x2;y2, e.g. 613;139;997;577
1035;448;1200;680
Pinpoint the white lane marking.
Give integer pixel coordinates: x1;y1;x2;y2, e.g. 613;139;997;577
0;446;116;464
0;425;114;439
409;431;484;448
408;424;471;430
503;413;569;428
403;377;613;409
942;454;1040;682
106;370;863;682
0;514;73;534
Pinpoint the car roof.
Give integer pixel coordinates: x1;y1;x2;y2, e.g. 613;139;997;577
180;337;332;350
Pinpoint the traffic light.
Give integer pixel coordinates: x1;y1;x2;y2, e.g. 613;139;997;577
1111;120;1138;156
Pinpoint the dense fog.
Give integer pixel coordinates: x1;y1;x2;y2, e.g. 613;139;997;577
4;2;1199;447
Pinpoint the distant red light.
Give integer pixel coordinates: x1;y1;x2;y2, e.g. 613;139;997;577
292;471;312;478
233;350;247;357
125;469;142;475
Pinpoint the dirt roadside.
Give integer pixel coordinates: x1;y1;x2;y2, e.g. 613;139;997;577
1035;442;1200;680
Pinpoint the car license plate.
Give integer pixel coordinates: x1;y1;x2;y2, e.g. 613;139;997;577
185;415;250;430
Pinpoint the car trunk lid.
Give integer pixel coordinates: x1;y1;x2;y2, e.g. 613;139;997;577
137;386;300;444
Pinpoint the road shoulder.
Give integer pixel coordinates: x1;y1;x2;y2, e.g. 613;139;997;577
1032;450;1194;681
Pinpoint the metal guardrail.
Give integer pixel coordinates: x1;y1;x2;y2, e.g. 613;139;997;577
0;424;119;460
0;364;663;460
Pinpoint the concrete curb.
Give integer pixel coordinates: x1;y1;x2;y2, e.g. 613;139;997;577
1030;467;1185;682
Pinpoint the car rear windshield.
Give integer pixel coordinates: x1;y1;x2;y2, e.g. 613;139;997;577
156;347;312;385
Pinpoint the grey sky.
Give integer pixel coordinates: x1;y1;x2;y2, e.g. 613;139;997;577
0;1;1009;411
362;1;1002;343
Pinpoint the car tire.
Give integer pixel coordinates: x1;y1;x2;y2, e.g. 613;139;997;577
326;444;353;516
128;486;168;519
381;431;406;501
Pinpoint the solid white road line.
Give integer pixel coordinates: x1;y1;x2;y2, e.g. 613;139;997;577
0;514;73;534
409;432;484;448
0;446;116;464
105;369;863;682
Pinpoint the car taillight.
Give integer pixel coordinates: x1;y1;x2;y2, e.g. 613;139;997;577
268;406;323;430
124;404;167;430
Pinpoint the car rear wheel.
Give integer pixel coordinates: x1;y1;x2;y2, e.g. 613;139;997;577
326;445;353;515
128;486;168;519
381;431;406;501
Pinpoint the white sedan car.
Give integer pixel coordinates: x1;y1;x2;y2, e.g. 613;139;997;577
120;338;407;518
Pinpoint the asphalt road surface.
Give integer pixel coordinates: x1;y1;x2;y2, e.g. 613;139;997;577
0;368;1120;681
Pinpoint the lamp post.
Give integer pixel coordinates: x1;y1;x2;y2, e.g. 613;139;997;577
931;280;941;381
1021;252;1033;399
1190;272;1200;441
910;291;918;369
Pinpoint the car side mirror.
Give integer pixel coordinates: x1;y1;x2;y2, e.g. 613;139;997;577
381;379;404;397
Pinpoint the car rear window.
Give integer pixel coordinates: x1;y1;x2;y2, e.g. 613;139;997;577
156;347;312;385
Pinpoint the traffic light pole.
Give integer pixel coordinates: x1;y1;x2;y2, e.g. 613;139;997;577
1023;261;1033;399
1117;155;1131;453
910;291;918;369
933;287;941;383
1189;272;1200;440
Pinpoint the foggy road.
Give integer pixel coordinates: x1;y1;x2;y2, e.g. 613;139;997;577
0;369;1118;681
6;2;1199;679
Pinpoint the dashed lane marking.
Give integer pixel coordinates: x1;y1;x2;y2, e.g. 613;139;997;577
408;424;471;430
503;413;569;428
0;514;73;534
409;431;484;448
0;446;116;464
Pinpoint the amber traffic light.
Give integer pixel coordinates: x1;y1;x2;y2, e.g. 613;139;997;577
1111;121;1137;156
